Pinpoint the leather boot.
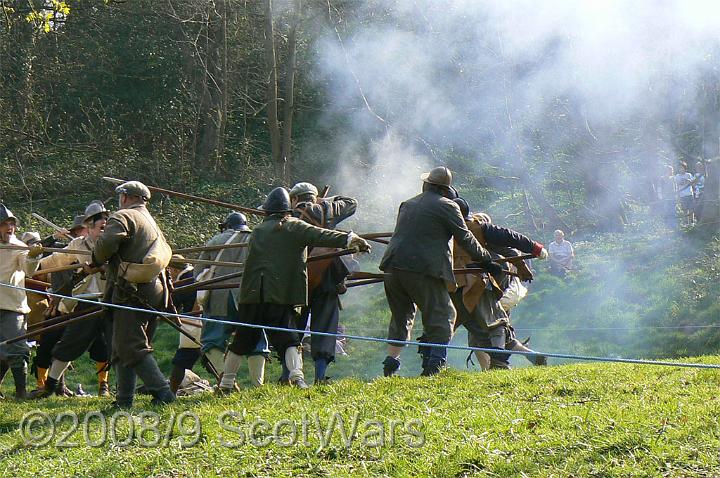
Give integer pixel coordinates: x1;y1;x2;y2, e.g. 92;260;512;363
11;365;28;400
113;364;136;408
132;354;175;406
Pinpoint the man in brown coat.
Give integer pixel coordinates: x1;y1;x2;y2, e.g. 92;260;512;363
88;181;174;407
379;167;500;377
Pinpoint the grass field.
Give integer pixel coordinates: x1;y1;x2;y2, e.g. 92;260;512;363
1;222;718;476
2;357;720;477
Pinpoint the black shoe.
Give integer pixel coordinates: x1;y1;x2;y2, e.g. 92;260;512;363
382;356;401;377
278;377;290;386
314;376;332;385
290;378;309;389
108;400;133;410
33;377;58;399
150;389;176;406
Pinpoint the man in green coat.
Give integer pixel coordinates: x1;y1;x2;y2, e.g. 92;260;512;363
88;181;175;407
218;187;370;390
379;167;501;377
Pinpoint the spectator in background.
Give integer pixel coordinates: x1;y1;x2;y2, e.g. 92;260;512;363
674;163;695;226
548;229;574;278
694;161;706;220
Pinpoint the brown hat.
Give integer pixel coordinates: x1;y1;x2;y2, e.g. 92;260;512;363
169;254;188;269
420;166;453;187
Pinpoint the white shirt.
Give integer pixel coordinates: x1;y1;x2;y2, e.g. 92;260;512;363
548;239;574;265
0;236;39;314
674;173;694;198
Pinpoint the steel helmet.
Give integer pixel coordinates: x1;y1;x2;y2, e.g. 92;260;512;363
261;187;293;214
219;211;250;232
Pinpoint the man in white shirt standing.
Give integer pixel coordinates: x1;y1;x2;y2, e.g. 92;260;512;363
674;163;695;227
548;229;574;278
0;204;41;399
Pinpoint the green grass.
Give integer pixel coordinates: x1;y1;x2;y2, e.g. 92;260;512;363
2;359;720;477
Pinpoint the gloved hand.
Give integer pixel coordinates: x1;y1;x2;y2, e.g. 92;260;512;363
347;232;372;253
537;248;548;260
27;244;44;258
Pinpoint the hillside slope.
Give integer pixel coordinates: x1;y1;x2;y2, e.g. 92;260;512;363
1;360;720;477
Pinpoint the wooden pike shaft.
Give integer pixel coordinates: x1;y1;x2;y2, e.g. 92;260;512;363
454;268;521;278
31;213;73;241
348;271;385;280
31;263;82;277
28;305;102;330
102;177;266;216
173;270;245;294
193;282;241;291
0;244;91;256
307;248;358;262
173;242;249;255
359;232;393;239
5;310;105;345
171;257;244;268
495;254;535;263
25;278;51;289
346;278;384;288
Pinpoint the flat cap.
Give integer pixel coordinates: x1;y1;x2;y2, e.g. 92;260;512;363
115;181;151;200
289;182;319;198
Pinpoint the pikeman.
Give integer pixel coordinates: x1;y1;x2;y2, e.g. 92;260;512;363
34;201;112;398
31;214;87;396
87;181;175;407
289;182;358;384
167;255;201;394
217;187;370;391
0;204;42;399
379;167;500;377
451;199;548;370
195;212;269;387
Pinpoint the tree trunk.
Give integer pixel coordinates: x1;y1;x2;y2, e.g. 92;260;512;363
263;0;283;180
196;0;227;170
279;0;300;185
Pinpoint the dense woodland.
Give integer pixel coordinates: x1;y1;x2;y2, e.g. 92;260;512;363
2;0;719;233
1;1;720;364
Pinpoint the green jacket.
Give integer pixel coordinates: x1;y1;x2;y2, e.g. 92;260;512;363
380;190;491;283
93;204;166;306
239;215;349;306
194;228;251;316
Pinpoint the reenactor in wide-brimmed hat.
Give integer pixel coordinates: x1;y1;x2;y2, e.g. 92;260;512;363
34;200;112;398
379;167;500;377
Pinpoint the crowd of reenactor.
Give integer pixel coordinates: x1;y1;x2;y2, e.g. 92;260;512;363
0;167;550;405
